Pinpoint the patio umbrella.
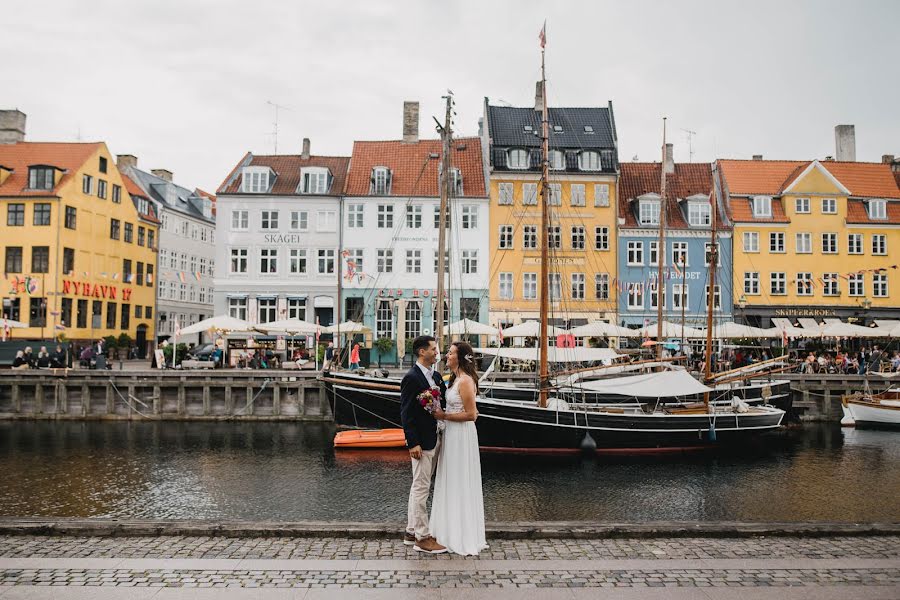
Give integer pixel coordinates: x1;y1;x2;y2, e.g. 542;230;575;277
704;321;772;338
1;318;28;329
255;318;318;335
322;321;372;334
500;320;565;337
178;314;257;336
637;320;705;339
569;320;636;338
442;318;499;336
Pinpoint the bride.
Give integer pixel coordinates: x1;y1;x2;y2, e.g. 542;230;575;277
430;340;488;555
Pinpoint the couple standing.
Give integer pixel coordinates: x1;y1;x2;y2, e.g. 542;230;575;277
400;335;487;555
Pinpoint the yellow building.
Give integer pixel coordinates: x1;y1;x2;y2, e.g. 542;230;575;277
0;111;158;355
718;158;900;327
481;100;619;328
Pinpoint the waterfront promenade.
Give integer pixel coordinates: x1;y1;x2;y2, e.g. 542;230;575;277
1;521;898;598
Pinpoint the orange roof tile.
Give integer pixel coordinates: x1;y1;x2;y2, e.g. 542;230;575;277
618;162;722;229
120;172;149;199
344;138;486;197
218;155;350;196
0;142;102;197
717;159;808;196
819;161;900;199
846;199;900;225
728;196;790;223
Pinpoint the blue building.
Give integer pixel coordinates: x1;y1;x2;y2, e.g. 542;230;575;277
616;152;733;335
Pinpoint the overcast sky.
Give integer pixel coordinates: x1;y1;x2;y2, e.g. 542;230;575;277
5;0;898;192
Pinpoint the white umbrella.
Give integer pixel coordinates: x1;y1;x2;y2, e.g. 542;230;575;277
443;318;499;336
764;324;809;339
569;320;636;338
638;320;705;339
818;321;882;338
1;319;28;328
704;321;772;339
178;314;257;336
501;320;565;337
255;318;318;335
322;320;371;334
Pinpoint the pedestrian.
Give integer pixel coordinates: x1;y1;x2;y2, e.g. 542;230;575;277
12;350;29;370
350;343;361;370
23;346;35;368
36;346;50;368
50;344;66;368
323;341;335;371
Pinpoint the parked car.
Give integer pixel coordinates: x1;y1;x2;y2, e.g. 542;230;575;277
187;343;215;361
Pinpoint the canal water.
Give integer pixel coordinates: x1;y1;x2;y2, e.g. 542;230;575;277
1;421;897;523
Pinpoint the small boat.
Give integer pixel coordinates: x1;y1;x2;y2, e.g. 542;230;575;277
333;428;407;449
841;389;900;428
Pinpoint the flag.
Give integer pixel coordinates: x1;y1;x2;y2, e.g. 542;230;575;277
1;319;8;343
194;272;202;281
147;273;153;284
125;273;134;283
498;322;505;344
178;272;186;283
539;21;546;48
112;273;119;280
174;316;181;338
315;316;321;342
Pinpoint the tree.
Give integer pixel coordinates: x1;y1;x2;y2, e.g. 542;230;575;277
373;337;395;368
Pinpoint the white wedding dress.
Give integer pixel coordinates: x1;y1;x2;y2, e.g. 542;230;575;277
429;382;488;555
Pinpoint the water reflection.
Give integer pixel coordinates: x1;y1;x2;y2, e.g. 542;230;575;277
0;421;897;522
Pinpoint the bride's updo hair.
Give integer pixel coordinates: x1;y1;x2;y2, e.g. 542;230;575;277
448;340;479;393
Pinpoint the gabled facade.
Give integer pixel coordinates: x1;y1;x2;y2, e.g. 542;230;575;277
719;158;900;326
617;156;732;330
482;96;619;330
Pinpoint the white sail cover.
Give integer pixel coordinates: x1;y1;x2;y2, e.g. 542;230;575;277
443;318;499;336
475;346;623;364
579;370;713;397
499;320;565;337
178;314;257;335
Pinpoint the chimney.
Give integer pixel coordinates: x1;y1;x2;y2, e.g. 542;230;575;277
117;154;138;171
882;154;895;165
402;101;419;143
301;138;310;160
151;169;173;182
664;143;675;174
534;81;544;112
752;154;763;161
0;109;26;144
835;124;856;161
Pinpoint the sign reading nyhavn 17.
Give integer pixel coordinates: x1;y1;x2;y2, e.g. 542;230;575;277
62;280;133;301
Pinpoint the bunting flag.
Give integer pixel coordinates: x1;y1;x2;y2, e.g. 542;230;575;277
178;272;186;283
315;316;321;343
82;271;89;278
174;316;181;338
539;20;546;48
147;273;153;284
1;320;8;343
498;322;505;344
112;273;119;280
125;273;134;283
194;272;202;281
67;270;74;276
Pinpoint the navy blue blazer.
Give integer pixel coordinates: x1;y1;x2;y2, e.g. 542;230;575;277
399;364;446;451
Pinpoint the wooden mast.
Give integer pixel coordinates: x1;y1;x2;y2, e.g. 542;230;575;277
538;40;551;408
703;174;720;406
435;94;453;355
655;118;667;362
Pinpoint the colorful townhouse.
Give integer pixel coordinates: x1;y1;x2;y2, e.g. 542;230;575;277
481;92;620;330
0;110;159;355
617;151;732;331
717;157;900;327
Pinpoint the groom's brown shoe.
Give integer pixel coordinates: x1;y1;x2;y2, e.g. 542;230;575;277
413;536;447;554
402;532;416;546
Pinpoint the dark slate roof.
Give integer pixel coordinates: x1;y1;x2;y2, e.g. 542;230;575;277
487;105;616;149
125;166;214;223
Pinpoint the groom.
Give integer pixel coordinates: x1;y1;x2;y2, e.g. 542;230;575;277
400;335;448;554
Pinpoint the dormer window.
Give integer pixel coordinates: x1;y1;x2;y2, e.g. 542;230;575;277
507;149;528;170
578;151;601;171
583;125;594;133
241;167;272;193
752;196;772;218
136;197;149;215
553;125;563;132
371;166;391;195
28;166;55;190
868;199;887;220
300;167;331;194
549;150;565;170
639;198;660;226
687;200;711;226
523;125;533;133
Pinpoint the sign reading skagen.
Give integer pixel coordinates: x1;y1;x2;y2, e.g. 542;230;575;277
263;234;306;244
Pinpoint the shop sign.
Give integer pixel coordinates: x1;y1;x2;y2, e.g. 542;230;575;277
773;308;837;317
8;276;40;295
62;279;133;301
378;289;450;298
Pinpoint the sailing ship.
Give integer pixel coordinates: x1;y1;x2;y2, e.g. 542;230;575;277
841;388;900;428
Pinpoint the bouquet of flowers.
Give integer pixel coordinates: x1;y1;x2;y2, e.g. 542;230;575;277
417;386;442;414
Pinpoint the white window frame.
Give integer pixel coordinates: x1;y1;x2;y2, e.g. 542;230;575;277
571;273;585;300
627;282;644;310
796;272;813;296
231;210;248;230
571;226;585;250
406;249;422;274
498;272;513;300
507;149;529;170
300;167;330;194
595;226;609;251
743;231;759;253
868;199;887;220
848;233;863;255
821;197;837;214
549;150;565;170
639;199;660;226
547;225;561;249
672;283;689;309
260;248;278;274
672;241;689;266
522;183;538;206
377;204;393;228
795;197;810;214
649;280;665;310
346;248;363;275
752;196;772;218
848;273;864;297
688;201;711;226
770;272;786;295
822;232;838;254
823;273;840;296
230;247;248;274
461;249;478;274
376;249;393;273
873;273;888;298
796;232;812;254
571;184;585;207
523;272;537;299
499;225;514;249
347;204;363;228
769;231;785;253
461;205;478;229
498;182;514;205
627;241;644;265
316;210;336;232
406;204;423;228
594;273;609;300
578;150;601;171
371;167;391;195
548;183;562;206
872;234;887;255
549;273;562;301
261;210;279;230
523;225;538;249
705;285;722;311
317;249;335;275
241;167;271;193
228;297;248;320
594;184;610;207
704;242;721;267
289;249;307;274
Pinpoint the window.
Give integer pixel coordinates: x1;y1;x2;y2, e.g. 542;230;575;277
31;203;51;226
627;241;643;265
105;301;117;329
648;241;662;266
60;298;72;328
377;204;393;228
148;230;155;249
124;222;133;243
498;183;513;205
76;299;88;328
241;167;270;193
406;249;422;273
639;199;660;226
549;150;565;170
594;184;610;207
548;183;562;206
7;203;24;226
122;259;132;283
136;197;149;215
868;199;887;220
499;273;513;300
317;210;337;232
135;305;142;319
462;250;478;274
404;301;422;341
523;273;537;299
64;206;75;229
688;201;711;226
627;282;644;310
821;233;838;254
796;233;812;254
434;249;449;274
110;218;121;240
31;246;49;273
347;204;364;228
29;298;46;328
797;272;813;296
346;248;363;274
578;150;601;171
874;273;888;298
28;167;54;190
848;273;864;296
752;196;772;217
290;210;308;230
112;184;121;203
377;249;393;273
770;272;786;295
649;280;664;310
301;168;330;194
289;249;307;274
705;285;722;310
63;248;74;274
743;231;759;253
137;226;145;246
227;297;247;320
769;232;785;253
704;242;721;267
584;125;594;133
371;167;391;195
571;273;585;300
231;210;248;230
230;248;248;273
595;226;609;251
523;225;538;249
120;303;130;330
136;262;144;287
82;174;93;194
4;247;22;272
433;204;451;229
595;274;609;300
318;249;335;274
547;226;561;249
522;183;538;206
287;298;306;320
823;273;839;296
735;269;754;297
549;273;562;301
261;210;279;229
571;226;585;250
821;198;837;214
257;298;277;323
376;300;393;339
499;225;513;249
405;204;422;228
672;241;688;266
795;197;810;213
507;149;528;169
146;264;153;286
848;233;863;255
571;184;585;207
872;234;887;255
672;283;688;309
98;156;108;173
97;179;107;199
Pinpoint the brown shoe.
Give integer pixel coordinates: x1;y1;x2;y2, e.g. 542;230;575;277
413;536;447;554
402;532;416;546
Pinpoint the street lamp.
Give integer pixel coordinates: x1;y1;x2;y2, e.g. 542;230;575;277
738;295;747;325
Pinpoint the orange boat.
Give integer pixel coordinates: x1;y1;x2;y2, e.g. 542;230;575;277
333;428;407;449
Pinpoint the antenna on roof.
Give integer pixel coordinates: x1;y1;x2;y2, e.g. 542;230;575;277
266;100;292;154
681;128;697;163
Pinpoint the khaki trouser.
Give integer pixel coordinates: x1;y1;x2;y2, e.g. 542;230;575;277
406;433;442;541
